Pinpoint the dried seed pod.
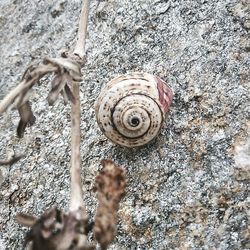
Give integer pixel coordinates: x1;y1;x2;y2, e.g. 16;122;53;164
95;72;173;147
94;160;126;250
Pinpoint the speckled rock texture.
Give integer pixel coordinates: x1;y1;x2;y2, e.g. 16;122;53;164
0;0;249;249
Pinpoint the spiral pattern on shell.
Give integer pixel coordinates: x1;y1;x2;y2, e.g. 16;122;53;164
95;72;173;147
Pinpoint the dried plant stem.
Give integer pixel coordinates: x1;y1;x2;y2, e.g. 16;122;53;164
0;83;27;113
70;81;85;212
69;0;90;212
73;0;90;59
0;65;56;113
0;81;27;113
8;1;126;248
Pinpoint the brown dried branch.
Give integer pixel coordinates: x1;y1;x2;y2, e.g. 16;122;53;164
94;160;126;250
16;208;94;250
4;1;127;249
14;1;93;249
0;57;82;138
69;0;89;213
15;159;126;250
73;0;90;59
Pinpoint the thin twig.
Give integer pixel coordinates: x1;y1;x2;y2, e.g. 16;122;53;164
70;81;85;211
0;65;56;113
0;57;81;138
73;0;90;59
5;0;127;248
69;0;90;212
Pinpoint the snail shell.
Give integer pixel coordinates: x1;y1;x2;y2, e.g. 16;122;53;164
95;72;173;147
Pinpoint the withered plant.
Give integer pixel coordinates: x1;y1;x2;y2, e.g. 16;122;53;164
16;160;125;250
0;1;126;249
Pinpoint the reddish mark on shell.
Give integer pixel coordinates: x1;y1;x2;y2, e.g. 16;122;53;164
155;76;173;113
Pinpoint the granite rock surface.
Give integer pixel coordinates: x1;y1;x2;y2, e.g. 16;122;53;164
0;0;249;249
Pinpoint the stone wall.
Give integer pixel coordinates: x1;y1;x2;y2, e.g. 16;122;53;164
0;0;249;249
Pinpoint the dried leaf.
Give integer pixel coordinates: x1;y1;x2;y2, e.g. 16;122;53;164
12;88;32;109
16;213;37;227
17;102;36;138
60;89;69;105
64;84;76;104
0;54;83;137
43;57;82;82
94;160;126;250
16;207;95;250
47;74;66;105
